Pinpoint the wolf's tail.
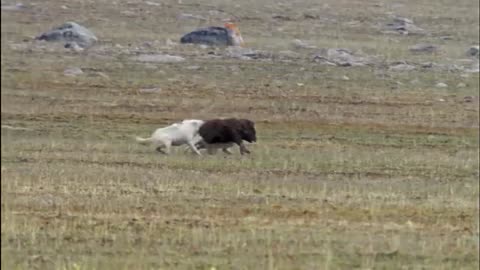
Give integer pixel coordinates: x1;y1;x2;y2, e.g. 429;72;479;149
135;136;152;144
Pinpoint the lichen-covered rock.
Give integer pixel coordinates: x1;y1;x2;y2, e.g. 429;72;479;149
35;22;97;48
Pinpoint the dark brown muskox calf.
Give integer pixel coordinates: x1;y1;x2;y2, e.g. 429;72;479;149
196;118;256;155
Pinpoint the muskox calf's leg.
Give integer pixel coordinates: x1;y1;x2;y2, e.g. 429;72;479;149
236;141;250;155
240;143;250;155
222;148;233;155
231;134;250;155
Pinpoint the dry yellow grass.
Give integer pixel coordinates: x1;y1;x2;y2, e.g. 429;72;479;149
1;0;479;269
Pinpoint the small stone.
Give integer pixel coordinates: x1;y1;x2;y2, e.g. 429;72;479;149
121;10;136;17
384;17;426;35
186;65;201;70
389;63;416;72
145;1;161;6
292;39;316;49
312;48;375;67
435;82;448;88
466;45;479;58
437;98;445;102
226;47;266;60
132;54;185;63
139;87;162;94
208;10;220;16
456;82;466;88
177;13;207;21
64;67;83;77
341;75;350;81
463;96;474;103
439;36;453;41
409;43;439;53
166;39;177;47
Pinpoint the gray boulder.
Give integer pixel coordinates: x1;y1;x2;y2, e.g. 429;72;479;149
35;22;97;48
181;26;232;46
467;45;479;58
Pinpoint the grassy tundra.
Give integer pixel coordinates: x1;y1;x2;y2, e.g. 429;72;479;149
1;0;479;269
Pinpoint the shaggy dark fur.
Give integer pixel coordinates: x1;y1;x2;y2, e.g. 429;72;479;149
197;118;256;155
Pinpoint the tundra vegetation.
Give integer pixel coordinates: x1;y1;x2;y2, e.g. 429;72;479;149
1;0;479;269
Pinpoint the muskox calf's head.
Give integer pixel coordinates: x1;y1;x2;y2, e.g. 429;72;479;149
238;119;256;143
